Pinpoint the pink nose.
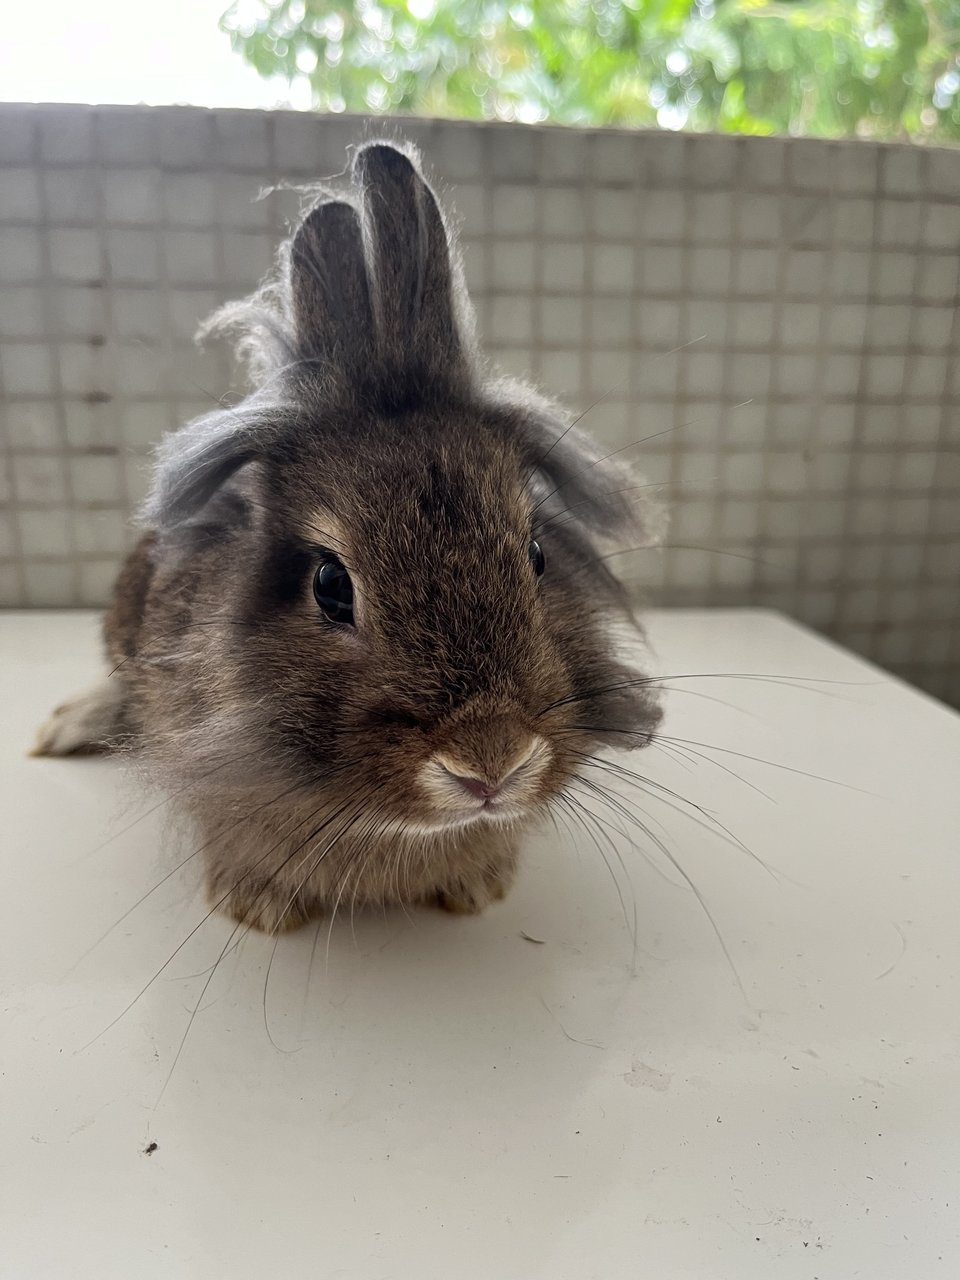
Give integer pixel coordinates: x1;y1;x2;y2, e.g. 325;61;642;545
446;772;500;801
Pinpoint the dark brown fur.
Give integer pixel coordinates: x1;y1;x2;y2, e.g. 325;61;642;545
39;141;663;931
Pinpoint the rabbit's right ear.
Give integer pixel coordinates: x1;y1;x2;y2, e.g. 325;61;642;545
353;142;474;404
287;199;374;388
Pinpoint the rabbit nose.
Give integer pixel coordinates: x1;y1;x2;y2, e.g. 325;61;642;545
444;770;501;801
437;738;541;802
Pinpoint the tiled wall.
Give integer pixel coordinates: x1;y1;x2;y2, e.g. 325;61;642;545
1;104;959;704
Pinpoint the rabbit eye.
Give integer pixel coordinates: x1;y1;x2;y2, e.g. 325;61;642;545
529;539;545;577
313;555;354;625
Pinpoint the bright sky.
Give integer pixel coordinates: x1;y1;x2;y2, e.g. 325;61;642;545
0;0;302;108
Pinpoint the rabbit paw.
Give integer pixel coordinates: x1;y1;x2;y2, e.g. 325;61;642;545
210;873;321;935
31;678;126;757
432;869;512;916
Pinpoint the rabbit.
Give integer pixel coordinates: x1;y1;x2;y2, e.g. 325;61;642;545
33;139;664;932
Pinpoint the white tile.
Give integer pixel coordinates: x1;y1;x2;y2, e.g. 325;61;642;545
591;298;631;345
770;403;814;447
215;173;273;230
729;352;771;399
865;353;905;397
0;227;42;283
0;169;41;222
735;248;778;295
854;451;896;490
272;115;329;174
730;300;775;347
63;400;118;448
13;454;66;504
489;128;536;180
168;289;219;341
737;194;781;243
433;125;484;184
721;450;764;491
105;230;160;283
539;298;584;346
163;230;219;284
488;295;534;344
685;299;728;345
832;143;877;194
163;173;216;227
690;192;733;243
825;303;868;350
851;497;889;537
542;242;585;292
0;287;44;338
832;199;874;246
1;344;56;395
53;286;106;337
777;352;817;396
833;250;872;298
926;149;960;200
451;183;487;235
591;133;634;185
539;130;588;182
122;402;172;451
38;108;95;162
868;304;912;348
591;189;638;240
740;139;786;190
537;350;581;399
69;454;123;503
540;187;586;239
18;508;72;557
689;247;732;294
780;302;820;347
491;187;537;237
822;353;861;397
688;135;736;188
904;355;947;398
113;345;163;394
635;300;682;347
222;232;274;284
806;449;852;489
97;109;158;164
890;496;932;536
58;342;109;396
881;147;923;196
50;229;102;282
158;110;216;167
914;306;954;350
72;508;128;556
0;108;34;162
874;252;916;299
785;250;826;297
3;402;60;448
585;349;629;396
78;559;119;606
893;450;937;489
684;350;724;396
922;204;960;251
112;288;166;340
804;498;846;538
24;561;76;606
102;169;162;225
489;240;535;293
916;255;958;304
640;246;682;295
124;454;154;506
877;200;921;248
643;190;685;242
592;244;635;294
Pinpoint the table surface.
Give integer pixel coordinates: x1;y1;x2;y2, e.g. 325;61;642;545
2;608;958;1279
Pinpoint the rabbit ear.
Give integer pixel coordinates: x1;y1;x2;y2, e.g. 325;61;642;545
141;406;268;528
288;199;374;382
353;142;471;402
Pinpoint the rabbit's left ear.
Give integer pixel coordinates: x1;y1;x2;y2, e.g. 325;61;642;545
353;141;475;404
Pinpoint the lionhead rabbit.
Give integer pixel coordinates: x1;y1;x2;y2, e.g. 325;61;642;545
35;140;663;931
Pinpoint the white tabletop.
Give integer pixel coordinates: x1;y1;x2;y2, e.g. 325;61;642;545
2;608;958;1279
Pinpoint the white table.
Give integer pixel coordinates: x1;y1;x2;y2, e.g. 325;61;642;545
2;609;958;1279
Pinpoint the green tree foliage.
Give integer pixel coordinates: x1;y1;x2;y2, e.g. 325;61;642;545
221;0;960;141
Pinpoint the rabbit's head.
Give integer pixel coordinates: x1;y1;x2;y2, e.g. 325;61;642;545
140;141;662;834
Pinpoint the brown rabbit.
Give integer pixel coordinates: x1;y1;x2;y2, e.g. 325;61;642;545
34;140;663;932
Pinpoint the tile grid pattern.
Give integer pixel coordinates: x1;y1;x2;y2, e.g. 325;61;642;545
1;105;958;703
